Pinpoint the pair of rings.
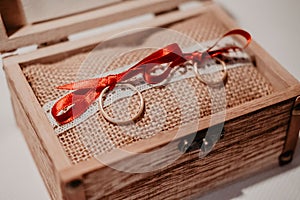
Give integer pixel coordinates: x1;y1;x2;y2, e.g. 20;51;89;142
99;58;227;124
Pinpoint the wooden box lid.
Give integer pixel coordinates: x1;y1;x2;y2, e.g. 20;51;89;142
0;0;200;53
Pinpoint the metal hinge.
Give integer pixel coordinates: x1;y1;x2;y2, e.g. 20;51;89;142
1;44;38;59
279;96;300;166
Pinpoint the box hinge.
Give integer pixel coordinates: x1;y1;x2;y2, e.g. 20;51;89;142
279;96;300;166
1;44;38;59
1;37;70;58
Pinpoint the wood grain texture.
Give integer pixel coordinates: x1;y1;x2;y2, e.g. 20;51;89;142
82;99;293;199
8;84;63;200
0;0;193;52
3;61;72;170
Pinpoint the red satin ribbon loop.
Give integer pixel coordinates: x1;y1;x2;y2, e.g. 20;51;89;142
51;29;252;125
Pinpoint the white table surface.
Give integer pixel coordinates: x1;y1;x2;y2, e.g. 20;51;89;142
1;0;300;199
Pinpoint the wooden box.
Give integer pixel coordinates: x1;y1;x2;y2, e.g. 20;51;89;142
1;0;300;199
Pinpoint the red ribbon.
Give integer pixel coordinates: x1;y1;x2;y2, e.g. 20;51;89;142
51;29;251;125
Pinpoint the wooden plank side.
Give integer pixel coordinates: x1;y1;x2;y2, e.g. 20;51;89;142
80;99;292;199
0;0;192;52
3;61;72;170
209;4;300;89
9;86;64;200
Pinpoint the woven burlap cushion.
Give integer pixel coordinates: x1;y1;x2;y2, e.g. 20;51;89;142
22;12;273;164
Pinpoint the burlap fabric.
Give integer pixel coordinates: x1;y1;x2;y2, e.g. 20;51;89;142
22;12;273;164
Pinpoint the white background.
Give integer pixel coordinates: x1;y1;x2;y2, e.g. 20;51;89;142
0;0;300;199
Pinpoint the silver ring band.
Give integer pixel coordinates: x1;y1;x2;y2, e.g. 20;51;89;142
193;57;227;86
99;83;145;125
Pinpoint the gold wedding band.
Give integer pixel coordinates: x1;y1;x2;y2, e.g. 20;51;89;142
99;83;145;125
193;57;227;86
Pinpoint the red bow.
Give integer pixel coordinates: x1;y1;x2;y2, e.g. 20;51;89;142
51;29;251;125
